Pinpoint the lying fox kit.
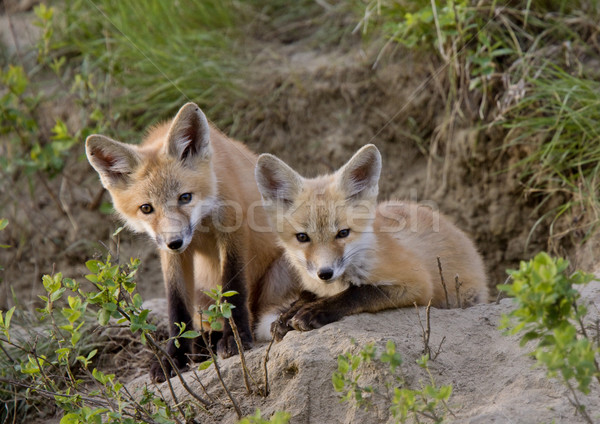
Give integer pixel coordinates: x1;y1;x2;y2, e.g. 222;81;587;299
255;144;489;340
86;103;297;381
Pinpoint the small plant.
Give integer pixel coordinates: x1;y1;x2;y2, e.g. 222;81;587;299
0;255;212;423
332;340;452;423
499;252;599;423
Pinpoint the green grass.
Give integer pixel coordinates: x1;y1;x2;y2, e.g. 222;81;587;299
502;68;600;240
53;0;342;131
55;0;247;128
352;0;600;243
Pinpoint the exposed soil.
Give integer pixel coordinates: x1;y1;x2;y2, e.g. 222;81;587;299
1;3;600;423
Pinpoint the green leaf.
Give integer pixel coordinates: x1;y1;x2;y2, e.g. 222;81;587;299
181;330;200;339
60;413;81;424
86;260;101;274
198;359;213;371
332;372;345;392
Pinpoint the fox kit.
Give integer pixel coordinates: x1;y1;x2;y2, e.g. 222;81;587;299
255;144;489;340
86;103;297;381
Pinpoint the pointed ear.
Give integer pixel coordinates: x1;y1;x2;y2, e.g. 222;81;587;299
255;154;303;205
86;135;141;188
166;102;211;162
337;144;382;200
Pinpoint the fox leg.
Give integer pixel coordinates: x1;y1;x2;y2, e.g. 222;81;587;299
150;252;194;382
216;250;254;358
271;290;318;341
289;284;423;332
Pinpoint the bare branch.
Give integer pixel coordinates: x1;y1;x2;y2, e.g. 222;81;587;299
454;275;463;309
436;257;450;309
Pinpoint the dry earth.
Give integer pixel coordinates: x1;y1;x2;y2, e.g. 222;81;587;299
2;3;600;423
127;280;600;424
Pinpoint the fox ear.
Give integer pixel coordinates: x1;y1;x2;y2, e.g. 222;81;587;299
337;144;381;200
255;154;303;205
86;135;141;188
166;102;211;162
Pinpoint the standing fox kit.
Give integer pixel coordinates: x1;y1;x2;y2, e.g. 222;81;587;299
86;103;297;381
255;144;489;340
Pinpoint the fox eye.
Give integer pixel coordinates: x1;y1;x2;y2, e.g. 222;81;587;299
179;193;192;204
140;204;153;214
336;229;350;239
296;233;310;243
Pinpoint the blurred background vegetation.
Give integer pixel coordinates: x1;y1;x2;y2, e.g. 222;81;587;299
1;1;599;420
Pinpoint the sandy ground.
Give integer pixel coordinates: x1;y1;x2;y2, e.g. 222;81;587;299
127;280;600;423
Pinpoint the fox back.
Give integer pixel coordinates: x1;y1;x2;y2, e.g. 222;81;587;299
256;144;488;309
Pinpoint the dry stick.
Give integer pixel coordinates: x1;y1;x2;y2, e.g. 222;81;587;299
198;323;242;419
2;377;162;424
112;303;210;408
454;275;463;309
565;379;594;424
11;383;17;424
191;369;215;403
144;332;211;408
262;336;276;397
496;275;512;304
145;342;185;424
0;341;15;364
36;172;67;218
436;257;450;309
415;300;432;359
227;316;260;395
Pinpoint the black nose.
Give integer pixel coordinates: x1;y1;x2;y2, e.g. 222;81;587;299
317;268;334;281
168;239;183;250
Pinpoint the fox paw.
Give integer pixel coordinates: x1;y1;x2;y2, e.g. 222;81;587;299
217;332;253;359
289;306;340;332
271;315;292;342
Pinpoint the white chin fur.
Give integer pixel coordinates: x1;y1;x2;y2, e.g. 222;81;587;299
254;313;279;342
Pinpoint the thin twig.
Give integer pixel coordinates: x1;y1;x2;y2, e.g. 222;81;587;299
432;336;446;361
144;332;211;407
191;369;215;403
564;379;594;424
198;322;242;419
144;341;185;424
113;303;211;407
436;257;450;309
454;275;463;309
0;341;15;363
415;300;432;358
496;275;512;304
228;316;259;395
263;335;276;397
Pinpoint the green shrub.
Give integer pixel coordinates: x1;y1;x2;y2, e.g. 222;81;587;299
500;252;599;422
332;340;452;423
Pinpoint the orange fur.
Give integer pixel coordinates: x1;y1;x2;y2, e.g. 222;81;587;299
255;144;488;340
86;103;298;379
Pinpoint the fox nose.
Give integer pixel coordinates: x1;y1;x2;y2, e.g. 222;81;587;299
317;268;334;281
167;239;183;250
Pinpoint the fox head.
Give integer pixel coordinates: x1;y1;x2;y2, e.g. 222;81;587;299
86;102;218;253
255;144;382;297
